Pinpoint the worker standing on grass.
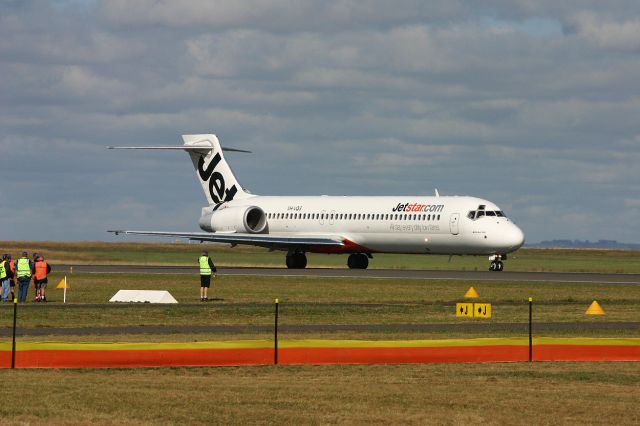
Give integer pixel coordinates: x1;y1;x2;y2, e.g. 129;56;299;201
0;254;14;302
31;252;39;297
8;254;16;301
199;250;217;302
16;251;33;303
33;255;51;302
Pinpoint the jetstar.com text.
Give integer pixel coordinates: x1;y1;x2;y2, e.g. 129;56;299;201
391;203;445;213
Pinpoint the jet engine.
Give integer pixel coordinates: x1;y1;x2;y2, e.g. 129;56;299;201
199;206;267;234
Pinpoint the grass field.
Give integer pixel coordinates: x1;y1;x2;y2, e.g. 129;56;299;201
2;240;640;272
1;241;638;424
1;272;638;341
2;363;639;425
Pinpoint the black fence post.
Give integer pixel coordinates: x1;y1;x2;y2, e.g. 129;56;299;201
274;298;279;365
11;296;18;369
528;297;533;362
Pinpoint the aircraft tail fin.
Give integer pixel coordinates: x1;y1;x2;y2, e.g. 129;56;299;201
182;134;253;206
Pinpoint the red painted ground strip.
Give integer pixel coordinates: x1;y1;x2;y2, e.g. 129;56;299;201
534;345;640;362
1;343;639;368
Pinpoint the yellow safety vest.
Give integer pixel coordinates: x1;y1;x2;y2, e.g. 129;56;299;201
17;258;31;278
0;261;6;280
199;256;211;275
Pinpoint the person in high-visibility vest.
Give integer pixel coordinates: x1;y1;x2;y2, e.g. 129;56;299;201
31;252;39;297
33;255;52;303
7;254;16;300
199;250;217;302
16;251;33;303
0;254;15;302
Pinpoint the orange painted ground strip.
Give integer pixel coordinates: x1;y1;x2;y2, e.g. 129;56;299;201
1;338;639;368
280;345;527;364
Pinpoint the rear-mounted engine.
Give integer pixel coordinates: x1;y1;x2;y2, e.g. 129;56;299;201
199;206;267;234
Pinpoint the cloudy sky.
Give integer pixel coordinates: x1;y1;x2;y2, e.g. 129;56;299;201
1;0;639;243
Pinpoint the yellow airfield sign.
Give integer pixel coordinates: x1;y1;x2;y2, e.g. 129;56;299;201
456;303;474;317
456;303;492;318
474;303;492;318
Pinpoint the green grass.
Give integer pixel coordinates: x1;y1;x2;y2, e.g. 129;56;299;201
0;243;638;424
1;273;638;342
1;363;639;425
2;240;640;272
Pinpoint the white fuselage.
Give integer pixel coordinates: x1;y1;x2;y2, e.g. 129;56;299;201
215;195;525;256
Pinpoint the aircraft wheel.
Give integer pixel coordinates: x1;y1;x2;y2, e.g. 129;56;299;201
296;253;308;269
348;253;369;269
286;254;295;269
489;261;504;272
358;254;369;269
286;252;307;269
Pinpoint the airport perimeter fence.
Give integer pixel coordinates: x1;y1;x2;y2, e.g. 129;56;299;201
2;297;640;368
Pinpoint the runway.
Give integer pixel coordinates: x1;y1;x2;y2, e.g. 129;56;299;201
56;264;640;285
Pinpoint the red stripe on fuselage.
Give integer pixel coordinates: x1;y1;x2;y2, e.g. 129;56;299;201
309;238;373;254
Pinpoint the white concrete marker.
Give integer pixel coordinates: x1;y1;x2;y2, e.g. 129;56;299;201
109;290;178;304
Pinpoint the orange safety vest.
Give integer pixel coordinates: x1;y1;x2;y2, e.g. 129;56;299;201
35;260;48;280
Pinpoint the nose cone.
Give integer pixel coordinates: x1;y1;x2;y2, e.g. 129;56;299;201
504;224;525;252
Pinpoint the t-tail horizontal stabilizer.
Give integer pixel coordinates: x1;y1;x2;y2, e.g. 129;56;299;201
107;146;251;153
109;133;253;206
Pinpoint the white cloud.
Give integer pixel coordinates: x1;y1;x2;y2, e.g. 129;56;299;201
2;1;640;243
570;12;640;51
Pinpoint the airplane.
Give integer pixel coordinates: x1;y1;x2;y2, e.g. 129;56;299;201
108;134;525;271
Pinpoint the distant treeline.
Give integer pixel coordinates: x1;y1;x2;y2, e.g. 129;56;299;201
526;239;640;250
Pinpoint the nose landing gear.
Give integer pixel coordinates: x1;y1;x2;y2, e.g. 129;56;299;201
489;254;506;272
489;260;503;271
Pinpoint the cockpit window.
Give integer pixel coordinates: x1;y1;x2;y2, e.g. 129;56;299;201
467;205;507;220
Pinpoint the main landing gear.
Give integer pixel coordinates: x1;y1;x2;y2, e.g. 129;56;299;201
489;254;506;272
286;251;307;269
285;252;372;269
347;253;370;269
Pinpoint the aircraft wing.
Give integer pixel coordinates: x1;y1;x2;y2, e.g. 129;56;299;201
107;230;344;250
